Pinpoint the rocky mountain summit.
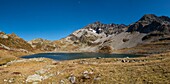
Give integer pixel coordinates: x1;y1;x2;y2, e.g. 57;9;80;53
55;14;170;53
127;14;170;34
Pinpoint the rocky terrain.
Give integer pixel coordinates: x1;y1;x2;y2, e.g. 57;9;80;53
0;32;33;52
28;38;57;51
50;14;170;53
0;14;170;84
0;32;34;65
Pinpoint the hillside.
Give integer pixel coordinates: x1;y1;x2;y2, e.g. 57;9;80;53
0;32;33;52
0;32;34;65
28;38;56;51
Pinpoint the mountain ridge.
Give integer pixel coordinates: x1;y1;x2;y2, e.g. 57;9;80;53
0;14;170;53
54;14;170;52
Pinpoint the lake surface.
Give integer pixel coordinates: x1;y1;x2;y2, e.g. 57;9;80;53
22;53;142;61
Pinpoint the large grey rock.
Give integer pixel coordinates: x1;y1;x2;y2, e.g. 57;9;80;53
26;74;43;82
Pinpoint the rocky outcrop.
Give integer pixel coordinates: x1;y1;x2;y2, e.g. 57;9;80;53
67;21;127;43
54;21;128;52
98;46;113;53
0;32;8;39
0;32;33;52
28;38;57;51
83;21;126;35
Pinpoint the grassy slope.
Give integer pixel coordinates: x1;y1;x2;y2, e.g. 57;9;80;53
114;40;170;55
0;52;169;84
0;36;33;51
0;50;30;65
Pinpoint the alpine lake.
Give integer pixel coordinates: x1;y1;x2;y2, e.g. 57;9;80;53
22;53;143;61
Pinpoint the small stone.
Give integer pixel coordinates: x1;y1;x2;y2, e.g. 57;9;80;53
82;70;91;79
8;78;14;83
4;79;7;82
68;74;76;84
83;71;88;74
96;57;101;59
94;77;101;81
60;80;65;84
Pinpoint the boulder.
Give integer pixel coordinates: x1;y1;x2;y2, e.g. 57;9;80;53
26;74;43;82
98;46;112;53
68;74;76;84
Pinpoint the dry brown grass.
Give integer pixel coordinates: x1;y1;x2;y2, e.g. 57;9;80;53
0;36;33;51
0;49;32;65
113;40;170;55
0;52;169;84
0;58;52;84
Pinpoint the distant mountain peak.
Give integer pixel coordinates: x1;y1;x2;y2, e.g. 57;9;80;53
8;33;20;38
139;14;158;22
127;14;170;34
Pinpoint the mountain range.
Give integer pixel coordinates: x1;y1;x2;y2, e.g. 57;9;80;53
0;14;170;53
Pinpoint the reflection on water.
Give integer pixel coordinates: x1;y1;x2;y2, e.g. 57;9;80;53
22;53;142;61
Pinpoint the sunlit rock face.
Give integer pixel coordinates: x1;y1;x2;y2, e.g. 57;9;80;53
57;14;170;52
66;21;127;45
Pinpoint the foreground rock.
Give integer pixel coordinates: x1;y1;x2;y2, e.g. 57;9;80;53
26;74;43;82
68;74;76;84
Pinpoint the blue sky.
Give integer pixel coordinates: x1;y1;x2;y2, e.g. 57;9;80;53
0;0;170;41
